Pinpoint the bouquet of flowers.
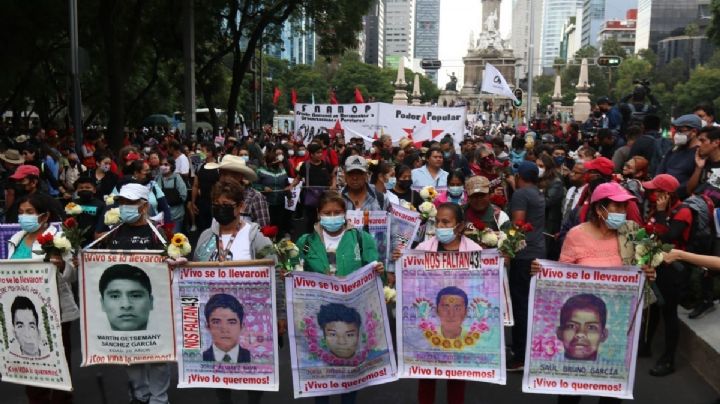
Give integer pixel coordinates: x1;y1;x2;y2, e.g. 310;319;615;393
627;226;673;268
165;233;192;259
60;217;90;255
419;186;438;202
418;201;437;221
383;286;397;303
104;208;121;226
35;232;71;257
464;221;507;248
258;226;301;272
497;220;533;259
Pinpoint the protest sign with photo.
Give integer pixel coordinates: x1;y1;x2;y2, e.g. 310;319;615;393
0;260;72;390
80;250;175;366
172;260;279;391
286;264;397;398
522;260;644;399
397;250;505;384
285;179;303;212
387;204;421;272
346;210;389;267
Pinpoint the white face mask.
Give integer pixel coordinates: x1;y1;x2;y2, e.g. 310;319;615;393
674;133;688;146
538;167;546;178
288;150;295;156
275;154;284;162
701;120;708;128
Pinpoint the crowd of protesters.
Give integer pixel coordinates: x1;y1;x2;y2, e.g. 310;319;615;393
0;92;719;404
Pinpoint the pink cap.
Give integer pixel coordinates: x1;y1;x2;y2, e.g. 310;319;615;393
9;165;40;180
590;182;637;203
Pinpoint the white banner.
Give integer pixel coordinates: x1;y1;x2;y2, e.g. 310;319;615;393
294;103;466;146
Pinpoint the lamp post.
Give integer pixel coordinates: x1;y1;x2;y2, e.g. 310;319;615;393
69;0;83;155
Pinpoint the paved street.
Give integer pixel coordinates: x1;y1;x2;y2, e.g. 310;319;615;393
1;320;717;404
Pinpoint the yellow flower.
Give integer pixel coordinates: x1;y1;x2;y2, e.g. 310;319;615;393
65;202;82;215
104;195;115;205
431;336;442;346
171;233;188;247
464;336;475;345
424;330;433;338
453;339;462;349
167;244;183;259
104;208;120;225
508;229;517;237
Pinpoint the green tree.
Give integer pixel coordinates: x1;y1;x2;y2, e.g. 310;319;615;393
614;56;653;99
601;38;628;59
674;67;720;114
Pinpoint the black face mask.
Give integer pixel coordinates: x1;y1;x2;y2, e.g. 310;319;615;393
398;179;412;190
593;111;603;118
77;190;94;202
14;183;28;196
212;205;236;225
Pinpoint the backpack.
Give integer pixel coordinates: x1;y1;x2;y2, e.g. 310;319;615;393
649;135;672;176
674;194;716;254
627;103;650;126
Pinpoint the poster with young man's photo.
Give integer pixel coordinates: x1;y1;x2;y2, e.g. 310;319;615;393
0;260;72;390
79;250;175;366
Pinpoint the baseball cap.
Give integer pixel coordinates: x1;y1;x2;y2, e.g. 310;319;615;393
516;161;539;181
590;182;637;203
671;114;702;129
465;176;490;196
117;183;150;201
642;174;680;193
584;157;614;176
344;155;369;173
596;96;614;106
9;165;40;180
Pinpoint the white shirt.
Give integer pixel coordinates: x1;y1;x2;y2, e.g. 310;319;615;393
220;224;251;261
175;153;190;175
323;230;344;252
212;343;240;362
563;184;587;217
385;191;400;206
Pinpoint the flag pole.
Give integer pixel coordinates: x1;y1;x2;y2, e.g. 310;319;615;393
526;0;535;124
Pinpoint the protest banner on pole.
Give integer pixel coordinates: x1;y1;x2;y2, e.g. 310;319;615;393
346;210;389;267
79;250;176;366
285;180;303;212
397;250;506;384
0;259;72;390
522;260;644;399
172;260;279;391
286;264;398;398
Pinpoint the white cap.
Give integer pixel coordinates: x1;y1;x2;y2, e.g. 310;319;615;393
118;183;149;201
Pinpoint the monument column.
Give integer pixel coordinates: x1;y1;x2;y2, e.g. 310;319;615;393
482;0;501;28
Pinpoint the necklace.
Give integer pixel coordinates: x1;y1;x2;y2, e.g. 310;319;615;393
217;223;242;262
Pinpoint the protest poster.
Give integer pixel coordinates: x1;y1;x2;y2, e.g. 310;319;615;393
478;249;514;327
387;204;421;272
346;210;389;267
397;250;505;384
0;260;72;390
285;179;303;212
172;260;279;391
79;250;176;366
293;103;465;145
522;260;644;399
286;264;397;398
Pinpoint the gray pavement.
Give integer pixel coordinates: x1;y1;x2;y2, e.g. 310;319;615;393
1;320;718;404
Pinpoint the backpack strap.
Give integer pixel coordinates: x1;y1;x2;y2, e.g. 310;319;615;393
353;228;365;260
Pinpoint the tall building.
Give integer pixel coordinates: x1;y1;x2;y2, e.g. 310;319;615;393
363;0;385;67
384;0;415;63
635;0;706;53
414;0;440;84
581;0;637;48
541;0;584;70
597;9;637;55
511;0;544;79
560;15;581;62
268;14;316;66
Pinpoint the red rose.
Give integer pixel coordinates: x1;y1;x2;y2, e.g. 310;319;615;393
261;225;279;239
472;220;486;231
63;217;77;229
644;222;656;234
514;219;526;228
37;232;54;245
522;223;534;232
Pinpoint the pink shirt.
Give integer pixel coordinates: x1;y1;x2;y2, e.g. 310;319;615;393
559;223;622;267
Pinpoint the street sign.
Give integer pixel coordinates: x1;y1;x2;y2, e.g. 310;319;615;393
513;88;523;107
596;56;622;67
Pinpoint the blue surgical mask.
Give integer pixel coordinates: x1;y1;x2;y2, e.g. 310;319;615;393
443;151;452;158
436;227;457;244
448;186;464;197
18;214;41;233
554;156;565;166
119;205;142;223
386;177;397;190
603;207;626;230
319;215;345;232
240;156;250;162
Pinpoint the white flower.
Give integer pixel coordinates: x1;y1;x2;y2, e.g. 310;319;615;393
53;236;71;251
167;244;184;259
419;186;438;202
384;286;397;303
64;203;82;215
104;208;121;225
289;247;299;258
104;195;115;205
180;243;192;256
293;263;304;272
650;253;664;268
481;231;499;247
419;202;437;218
635;244;649;258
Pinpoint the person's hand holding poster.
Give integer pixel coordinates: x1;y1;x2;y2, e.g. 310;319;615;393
522;260;644;399
286;264;397;398
397;250;505;384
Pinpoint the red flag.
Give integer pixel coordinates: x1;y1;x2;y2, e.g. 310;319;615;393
354;87;365;104
290;88;298;107
329;89;338;105
273;87;281;106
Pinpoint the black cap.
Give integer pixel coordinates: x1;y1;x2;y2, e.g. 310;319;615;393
596;96;614;106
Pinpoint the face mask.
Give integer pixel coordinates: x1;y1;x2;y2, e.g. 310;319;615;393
77;190;94;202
14;183;28;196
18;214;41;233
436;227;457;244
240;156;250;163
701;120;708;128
448;186;464;197
554;156;565;166
398;179;412;190
538;167;546;178
603;207;626;230
673;133;688;146
101;164;111;173
212;205;236;225
160;166;170;174
275;154;284;162
288;150;295;156
371;147;377;154
298;151;306;157
119;205;142;223
320;215;345;232
593;111;603;118
386;177;397;190
443;151;453;159
647;192;658;203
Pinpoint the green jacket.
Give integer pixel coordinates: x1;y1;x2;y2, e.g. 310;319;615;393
295;224;379;276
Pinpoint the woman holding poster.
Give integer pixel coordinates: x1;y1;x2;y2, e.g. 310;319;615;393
7;193;79;403
413;202;482;404
294;191;384;404
531;182;654;404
